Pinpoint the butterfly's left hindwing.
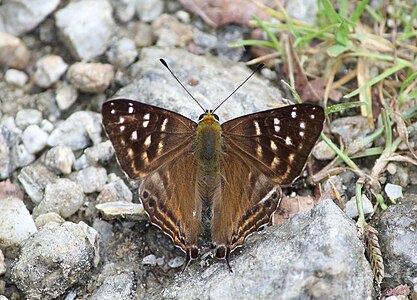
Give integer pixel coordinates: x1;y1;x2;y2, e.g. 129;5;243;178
102;99;197;179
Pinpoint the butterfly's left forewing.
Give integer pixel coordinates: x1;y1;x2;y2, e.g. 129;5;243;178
212;104;324;260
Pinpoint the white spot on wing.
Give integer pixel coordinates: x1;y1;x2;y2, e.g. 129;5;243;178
300;122;306;129
271;157;279;169
291;111;297;118
111;109;115;114
131;131;138;140
119;117;125;123
143;120;149;127
257;144;262;157
310;114;315;119
285;136;292;145
274;118;280;125
161;118;168;131
128;148;134;157
128;106;134;113
120;125;125;132
299;131;305;137
110;102;115;106
274;125;280;132
144;135;151;147
288;153;295;162
144;113;150;120
292;106;297;110
254;121;261;135
270;140;277;150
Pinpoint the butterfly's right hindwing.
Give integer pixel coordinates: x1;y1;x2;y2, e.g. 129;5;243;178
102;99;197;179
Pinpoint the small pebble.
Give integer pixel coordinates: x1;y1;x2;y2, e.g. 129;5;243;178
22;125;49;154
152;14;193;47
176;10;190;23
168;256;185;269
14;144;36;168
17;164;58;204
67;62;114;93
107;38;138;68
85;140;115;165
0;197;37;248
4;69;29;87
142;254;157;266
344;195;374;219
0;250;5;276
32;178;85;218
15;109;42;129
55;83;78;110
130;22;154;47
136;0;164;22
44;145;75;175
96;175;132;203
89;272;136;300
385;183;403;202
72;166;107;193
0;32;30;69
34;55;68;88
34;212;65;228
74;154;89;170
312;140;336;160
40;119;54;133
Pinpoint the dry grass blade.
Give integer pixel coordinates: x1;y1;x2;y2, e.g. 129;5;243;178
364;224;384;285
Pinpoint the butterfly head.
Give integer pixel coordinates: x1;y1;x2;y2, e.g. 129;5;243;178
198;109;220;125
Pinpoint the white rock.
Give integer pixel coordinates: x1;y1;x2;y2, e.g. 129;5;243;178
385;183;403;201
72;166;107;193
4;69;28;87
67;62;114;93
0;0;60;36
15;109;42;129
106;38;138;68
344;195;374;219
0;250;5;275
34;55;68;88
44;145;75;175
55;0;115;60
0;196;37;248
136;0;164;22
22;124;49;154
0;32;30;69
14;144;36;167
142;254;157;266
55;83;78;110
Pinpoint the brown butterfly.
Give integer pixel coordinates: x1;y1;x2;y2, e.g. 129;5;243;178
102;60;325;271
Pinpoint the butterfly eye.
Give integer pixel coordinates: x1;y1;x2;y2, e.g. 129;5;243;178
198;114;205;121
213;114;219;121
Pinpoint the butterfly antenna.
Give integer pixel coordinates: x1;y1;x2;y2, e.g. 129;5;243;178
160;58;206;112
212;63;265;113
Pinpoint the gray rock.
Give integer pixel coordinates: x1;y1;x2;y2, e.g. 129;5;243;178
111;0;136;23
11;221;100;300
0;125;18;179
168;256;185;269
47;111;103;151
193;29;218;53
286;0;318;25
216;24;244;61
344;194;374;219
159;200;373;299
71;166;107;193
67;62;115;93
96;174;132;203
312;139;336;160
331;116;371;149
106;38;138;68
74;154;90;170
55;82;78;110
34;55;68;88
136;0;164;22
376;194;417;287
0;197;37;248
15;109;42;129
0;250;5;276
17;163;58;204
40;119;54;133
0;0;60;36
33;178;85;219
85;140;115;165
152;14;193;47
89;272;136;300
385;183;403;202
21;124;49;154
120;47;283;122
0;32;30;69
142;254;157;266
55;0;115;60
4;69;28;87
14;144;36;168
44;145;75;175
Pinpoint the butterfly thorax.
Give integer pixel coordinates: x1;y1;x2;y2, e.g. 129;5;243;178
196;113;222;186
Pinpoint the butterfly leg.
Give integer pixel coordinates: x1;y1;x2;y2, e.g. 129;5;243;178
182;245;199;273
214;244;233;273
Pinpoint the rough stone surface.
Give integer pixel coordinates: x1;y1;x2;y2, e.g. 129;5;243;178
67;62;115;93
0;125;18;179
136;0;164;22
34;55;68;88
312;139;336;160
0;0;60;36
120;47;283;122
47;111;102;151
55;0;115;60
152;200;374;299
344;194;374;218
11;222;100;300
71;166;108;194
89;271;136;300
0;197;37;248
17;163;59;204
0;32;30;69
55;82;78;110
84;140;115;165
21;124;49;154
0;250;5;276
376;194;417;288
96;174;132;203
152;14;194;47
32;178;85;219
43;145;75;175
34;212;65;228
15;109;42;129
331;116;371;148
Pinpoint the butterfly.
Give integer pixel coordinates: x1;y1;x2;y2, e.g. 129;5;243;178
101;61;325;271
